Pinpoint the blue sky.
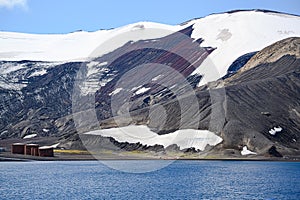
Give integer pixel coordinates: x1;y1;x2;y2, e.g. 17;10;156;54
0;0;300;34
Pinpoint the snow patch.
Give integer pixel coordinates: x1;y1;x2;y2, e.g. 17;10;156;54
274;127;282;132
86;61;108;77
0;63;26;74
109;88;123;96
23;134;37;139
241;146;257;155
151;74;164;81
84;125;223;151
29;69;47;77
86;61;100;77
99;77;113;87
269;126;283;135
42;129;49;132
98;61;108;66
80;61;112;95
135;87;150;95
131;85;142;91
0;61;59;90
50;143;60;148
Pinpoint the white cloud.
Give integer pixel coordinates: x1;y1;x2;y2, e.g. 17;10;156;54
0;0;28;9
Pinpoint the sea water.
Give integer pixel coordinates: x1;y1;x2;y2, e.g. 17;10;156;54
0;161;299;199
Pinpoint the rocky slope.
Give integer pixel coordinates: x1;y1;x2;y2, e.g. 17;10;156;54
0;10;300;159
219;37;300;157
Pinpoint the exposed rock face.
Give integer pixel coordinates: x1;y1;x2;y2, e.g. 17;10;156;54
234;37;300;75
268;146;283;157
222;52;257;79
0;61;80;138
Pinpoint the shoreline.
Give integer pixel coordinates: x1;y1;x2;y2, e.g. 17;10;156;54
1;152;299;162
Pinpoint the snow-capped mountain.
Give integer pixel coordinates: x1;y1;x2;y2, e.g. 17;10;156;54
0;22;178;62
1;10;300;82
0;10;300;159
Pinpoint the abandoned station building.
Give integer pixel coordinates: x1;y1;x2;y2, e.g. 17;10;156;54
11;143;54;157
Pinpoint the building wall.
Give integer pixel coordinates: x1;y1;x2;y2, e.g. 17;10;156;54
25;145;39;156
31;147;39;156
39;148;54;157
11;144;25;154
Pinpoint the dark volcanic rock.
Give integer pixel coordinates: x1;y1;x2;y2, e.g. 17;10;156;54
218;37;300;156
0;61;81;138
222;55;300;150
268;146;283;157
222;51;257;79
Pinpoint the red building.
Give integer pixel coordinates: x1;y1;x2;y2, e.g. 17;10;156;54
25;144;39;156
39;146;54;157
11;143;25;154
